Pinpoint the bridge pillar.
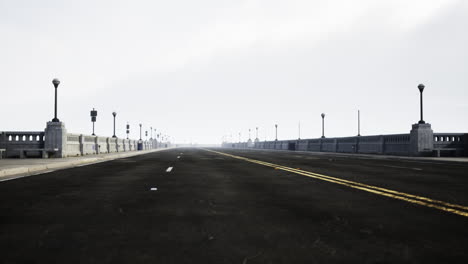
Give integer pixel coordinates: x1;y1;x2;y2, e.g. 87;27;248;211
410;123;434;156
44;122;67;158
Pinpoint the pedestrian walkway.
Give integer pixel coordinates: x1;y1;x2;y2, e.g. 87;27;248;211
0;149;169;181
236;148;468;163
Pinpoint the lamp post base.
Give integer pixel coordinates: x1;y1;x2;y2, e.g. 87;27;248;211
418;120;426;124
410;123;433;156
51;118;60;122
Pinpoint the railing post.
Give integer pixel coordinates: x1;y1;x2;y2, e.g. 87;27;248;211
106;137;110;153
95;136;99;154
380;135;385;154
464;134;468;157
355;136;359;153
79;134;84;156
0;132;5;149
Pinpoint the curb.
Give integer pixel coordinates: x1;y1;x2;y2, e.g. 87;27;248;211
0;148;171;181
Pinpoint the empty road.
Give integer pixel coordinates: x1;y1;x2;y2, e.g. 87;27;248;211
1;148;467;263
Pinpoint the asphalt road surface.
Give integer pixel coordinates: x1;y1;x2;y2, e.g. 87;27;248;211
1;148;467;263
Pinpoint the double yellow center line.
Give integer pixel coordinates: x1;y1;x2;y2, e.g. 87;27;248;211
206;149;468;218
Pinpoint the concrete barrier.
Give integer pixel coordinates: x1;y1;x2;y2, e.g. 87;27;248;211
0;122;170;158
224;123;467;157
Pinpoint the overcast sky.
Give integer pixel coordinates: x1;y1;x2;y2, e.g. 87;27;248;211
1;0;467;144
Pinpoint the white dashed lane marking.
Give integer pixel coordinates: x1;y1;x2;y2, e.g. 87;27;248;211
383;165;422;171
166;167;173;172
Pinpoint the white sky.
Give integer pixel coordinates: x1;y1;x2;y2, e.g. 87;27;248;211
1;0;467;144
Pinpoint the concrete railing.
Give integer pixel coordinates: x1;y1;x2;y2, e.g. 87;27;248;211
433;133;467;157
0;131;45;158
66;133;82;157
224;130;468;157
0;122;171;158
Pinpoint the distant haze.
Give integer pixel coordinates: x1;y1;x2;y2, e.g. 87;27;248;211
1;0;467;144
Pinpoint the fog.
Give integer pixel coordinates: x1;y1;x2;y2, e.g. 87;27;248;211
1;0;467;144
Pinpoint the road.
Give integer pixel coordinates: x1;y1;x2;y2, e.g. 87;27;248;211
1;148;467;263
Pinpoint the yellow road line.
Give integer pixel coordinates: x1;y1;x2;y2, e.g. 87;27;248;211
205;149;468;218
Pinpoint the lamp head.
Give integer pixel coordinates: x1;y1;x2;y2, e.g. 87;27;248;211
52;78;60;88
418;84;425;92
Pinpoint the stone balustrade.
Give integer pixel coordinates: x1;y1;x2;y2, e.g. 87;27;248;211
0;122;168;158
224;124;467;157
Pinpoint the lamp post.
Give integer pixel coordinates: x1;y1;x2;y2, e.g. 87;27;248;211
112;112;117;138
256;127;259;139
126;123;130;139
418;84;425;124
139;124;142;140
249;129;251;140
51;78;60;122
357;110;361;136
321;113;325;138
145;131;148;140
275;124;278;141
90;108;97;136
150;127;153;139
298;121;301;140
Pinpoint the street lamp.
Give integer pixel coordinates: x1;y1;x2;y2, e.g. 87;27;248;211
145;131;148;140
357;110;361;136
150;126;153;139
321;113;325;138
249;129;251;140
139;124;142;140
126;122;130;139
52;78;60;122
112;112;117;138
298;121;301;140
418;84;425;124
275;124;278;141
90;108;97;136
256;127;259;139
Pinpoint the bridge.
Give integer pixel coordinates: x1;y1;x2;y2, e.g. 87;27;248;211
1;147;468;263
1;78;468;263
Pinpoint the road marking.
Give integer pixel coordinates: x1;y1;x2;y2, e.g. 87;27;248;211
177;156;181;159
150;187;158;191
166;167;173;172
204;149;468;218
383;165;423;171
